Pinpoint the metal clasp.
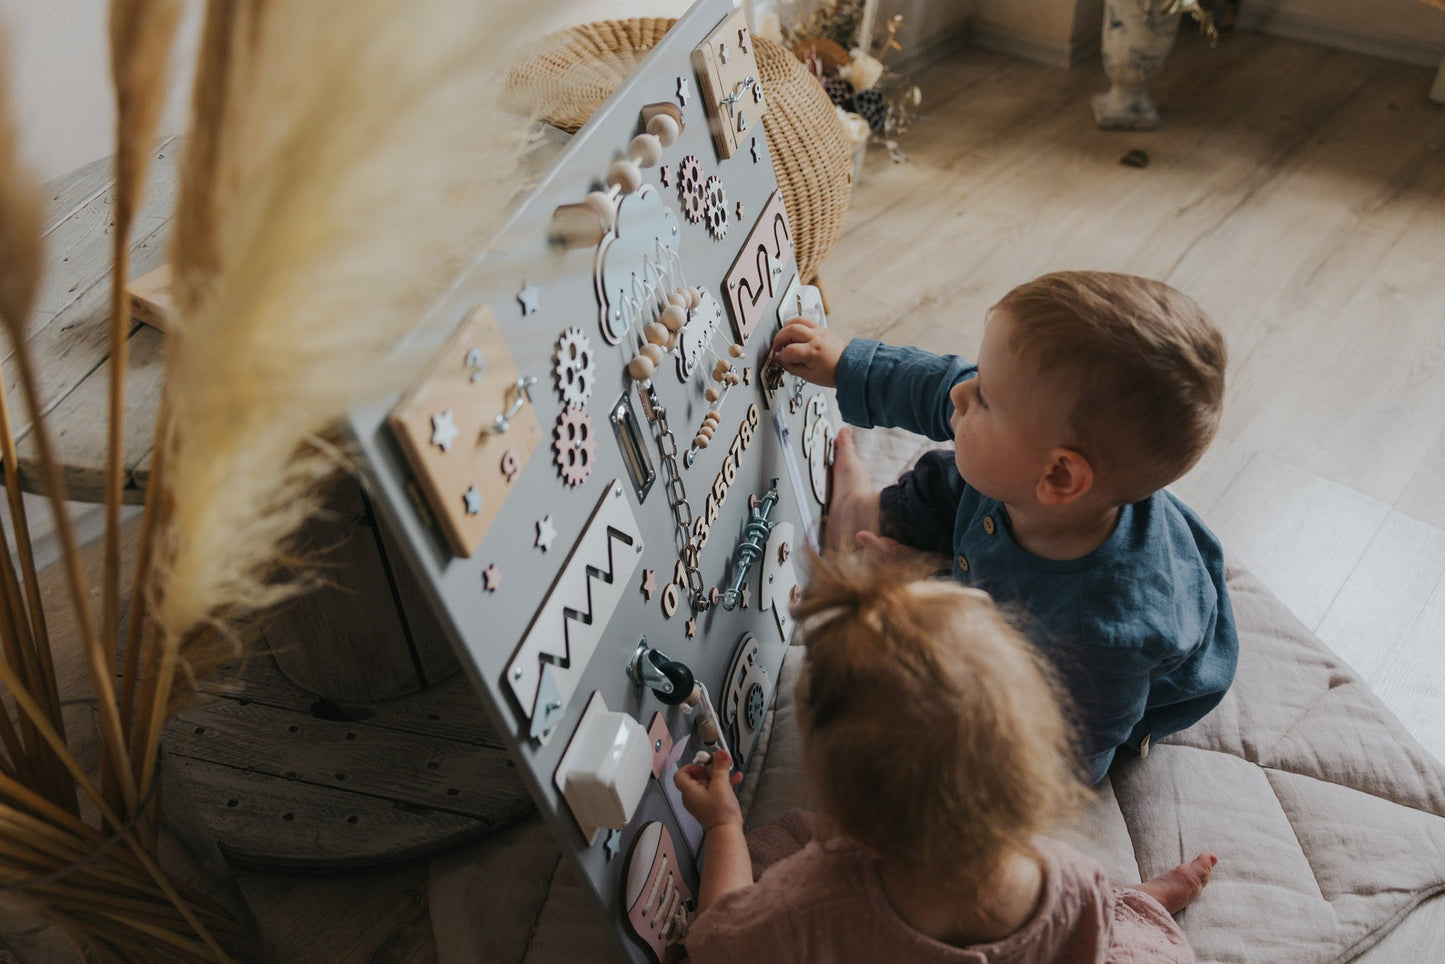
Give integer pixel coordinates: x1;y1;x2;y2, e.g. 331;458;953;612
485;375;537;435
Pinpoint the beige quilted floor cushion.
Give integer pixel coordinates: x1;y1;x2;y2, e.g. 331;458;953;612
739;564;1445;962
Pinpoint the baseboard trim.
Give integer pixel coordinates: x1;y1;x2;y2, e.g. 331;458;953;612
968;23;1075;70
888;21;976;77
1235;8;1445;69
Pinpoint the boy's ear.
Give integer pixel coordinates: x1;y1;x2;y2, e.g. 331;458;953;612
1037;448;1094;506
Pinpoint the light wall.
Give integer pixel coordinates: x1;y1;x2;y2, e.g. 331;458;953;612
1;0;694;185
973;0;1445;69
1237;0;1445;67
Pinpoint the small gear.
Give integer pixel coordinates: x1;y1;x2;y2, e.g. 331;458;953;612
703;175;728;240
681;187;705;224
553;327;596;406
553;404;595;487
677;154;705;224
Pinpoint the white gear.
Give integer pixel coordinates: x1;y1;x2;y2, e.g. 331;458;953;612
553;327;596;406
703;175;728;240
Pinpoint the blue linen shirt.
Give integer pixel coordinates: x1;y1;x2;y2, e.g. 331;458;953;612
835;339;1238;783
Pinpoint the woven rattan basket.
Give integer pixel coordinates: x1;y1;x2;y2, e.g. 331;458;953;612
507;18;852;283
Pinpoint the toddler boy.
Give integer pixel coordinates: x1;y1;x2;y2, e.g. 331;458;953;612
769;271;1237;783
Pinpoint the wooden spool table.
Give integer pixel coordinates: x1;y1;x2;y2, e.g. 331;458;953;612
4;141;532;868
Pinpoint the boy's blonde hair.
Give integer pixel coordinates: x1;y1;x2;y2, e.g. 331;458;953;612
793;553;1085;886
995;271;1226;502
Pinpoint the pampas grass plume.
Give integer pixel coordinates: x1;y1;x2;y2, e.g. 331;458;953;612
155;0;585;678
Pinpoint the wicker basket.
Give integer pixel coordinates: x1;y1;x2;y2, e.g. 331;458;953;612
507;18;852;283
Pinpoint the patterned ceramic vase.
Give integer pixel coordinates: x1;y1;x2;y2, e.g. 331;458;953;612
1091;0;1183;130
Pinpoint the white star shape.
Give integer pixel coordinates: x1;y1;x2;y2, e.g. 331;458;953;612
430;410;459;452
462;485;483;515
719;42;729;64
676;75;690;106
535;515;557;552
517;281;540;316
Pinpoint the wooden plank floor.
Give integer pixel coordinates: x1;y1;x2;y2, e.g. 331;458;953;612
12;28;1445;964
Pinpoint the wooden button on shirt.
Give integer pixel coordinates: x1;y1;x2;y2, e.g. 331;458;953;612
983;514;996;535
956;554;970;572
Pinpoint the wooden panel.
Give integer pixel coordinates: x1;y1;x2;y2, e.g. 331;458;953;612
387;304;542;558
691;7;765;160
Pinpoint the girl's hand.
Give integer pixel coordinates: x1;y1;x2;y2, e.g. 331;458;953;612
673;749;744;832
770;317;846;388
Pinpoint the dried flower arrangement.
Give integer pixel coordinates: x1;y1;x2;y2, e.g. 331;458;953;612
754;0;923;161
0;0;555;958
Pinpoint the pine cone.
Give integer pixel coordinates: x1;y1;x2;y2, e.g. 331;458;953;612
852;88;888;134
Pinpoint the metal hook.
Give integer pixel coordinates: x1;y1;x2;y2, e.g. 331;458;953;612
484;375;537;435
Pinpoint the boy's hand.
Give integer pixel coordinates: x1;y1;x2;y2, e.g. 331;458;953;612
770;317;846;388
673;749;744;832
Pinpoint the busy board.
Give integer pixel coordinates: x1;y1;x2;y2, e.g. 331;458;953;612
347;1;837;959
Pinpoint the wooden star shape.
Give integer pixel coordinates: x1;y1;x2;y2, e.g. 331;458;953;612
676;75;690;106
535;515;557;552
685;617;696;638
641;568;657;601
517;280;540;316
462;485;483;515
482;564;501;592
750;137;761;164
430;410;459;452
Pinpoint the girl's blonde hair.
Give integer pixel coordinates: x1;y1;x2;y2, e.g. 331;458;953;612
793;552;1085;885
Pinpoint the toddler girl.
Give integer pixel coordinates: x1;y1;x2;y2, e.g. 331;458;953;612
675;553;1216;962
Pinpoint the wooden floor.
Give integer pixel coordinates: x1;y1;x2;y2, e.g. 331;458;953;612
16;28;1445;963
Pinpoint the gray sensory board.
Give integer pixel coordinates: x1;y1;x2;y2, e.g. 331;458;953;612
346;0;838;959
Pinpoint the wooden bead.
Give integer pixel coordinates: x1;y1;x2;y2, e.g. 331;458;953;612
665;331;678;351
607;159;642;194
699;424;714;439
628;133;663;168
645;322;669;345
641;343;665;365
628;354;655;380
713;359;730;376
660;305;687;331
728;343;745;358
647;112;681;147
667;290;689;308
695;434;710;448
583;190;617;231
726;373;741;385
547;204;604;249
704;412;721;425
704;387;720;402
687;286;702;308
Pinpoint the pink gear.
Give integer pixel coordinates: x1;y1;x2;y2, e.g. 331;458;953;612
553;404;596;487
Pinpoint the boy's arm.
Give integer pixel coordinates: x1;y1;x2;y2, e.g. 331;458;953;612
770;320;976;440
833;338;975;441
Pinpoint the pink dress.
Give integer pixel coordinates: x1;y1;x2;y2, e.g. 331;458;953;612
684;811;1192;964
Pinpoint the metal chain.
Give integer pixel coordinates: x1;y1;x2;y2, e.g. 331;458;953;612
643;387;710;612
